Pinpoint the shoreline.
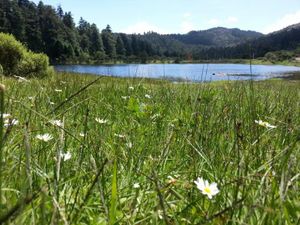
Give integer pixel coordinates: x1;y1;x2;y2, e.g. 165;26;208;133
52;60;300;67
56;70;300;82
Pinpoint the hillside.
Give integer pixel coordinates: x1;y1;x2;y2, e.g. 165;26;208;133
167;27;263;47
223;23;300;59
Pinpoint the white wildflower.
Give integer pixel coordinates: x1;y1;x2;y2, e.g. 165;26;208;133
36;133;53;142
121;96;130;100
4;119;19;127
167;176;177;185
60;151;71;161
50;120;63;127
157;210;163;220
50;102;55;105
79;132;85;137
194;177;219;199
2;113;11;119
114;133;125;138
145;94;151;99
151;113;160;120
95;118;108;124
255;120;277;129
55;89;63;92
126;142;133;148
133;183;140;189
129;86;134;90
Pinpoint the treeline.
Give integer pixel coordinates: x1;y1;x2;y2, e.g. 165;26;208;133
0;0;164;64
1;0;300;64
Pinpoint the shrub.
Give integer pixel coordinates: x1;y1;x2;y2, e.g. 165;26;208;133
264;50;294;62
0;32;52;78
0;33;26;75
17;51;52;78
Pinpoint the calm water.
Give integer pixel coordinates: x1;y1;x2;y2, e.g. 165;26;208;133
55;64;300;82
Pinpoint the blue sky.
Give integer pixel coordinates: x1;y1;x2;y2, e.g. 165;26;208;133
32;0;300;34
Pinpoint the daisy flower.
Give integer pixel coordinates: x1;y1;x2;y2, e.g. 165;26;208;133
36;133;53;142
95;118;108;124
133;183;140;189
121;96;130;100
126;142;133;148
4;119;19;127
114;133;125;138
255;120;277;129
60;152;71;161
194;177;219;199
2;113;11;119
50;120;63;127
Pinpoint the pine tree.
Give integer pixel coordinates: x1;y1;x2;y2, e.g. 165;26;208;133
89;24;105;59
120;33;132;56
116;35;126;57
56;5;64;19
101;25;116;58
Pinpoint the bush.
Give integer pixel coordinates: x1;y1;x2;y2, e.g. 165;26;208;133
264;50;294;62
17;51;51;77
0;32;51;78
0;33;25;75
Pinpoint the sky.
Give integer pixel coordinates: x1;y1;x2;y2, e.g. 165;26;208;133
32;0;300;34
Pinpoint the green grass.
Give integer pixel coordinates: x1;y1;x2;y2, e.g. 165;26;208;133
0;72;299;224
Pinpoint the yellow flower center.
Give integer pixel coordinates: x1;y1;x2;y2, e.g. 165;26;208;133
203;187;211;194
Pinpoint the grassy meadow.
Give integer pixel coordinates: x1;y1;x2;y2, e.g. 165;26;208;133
0;72;299;224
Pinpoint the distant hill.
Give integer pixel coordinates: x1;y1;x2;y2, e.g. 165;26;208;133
213;23;300;59
166;27;263;47
135;28;263;58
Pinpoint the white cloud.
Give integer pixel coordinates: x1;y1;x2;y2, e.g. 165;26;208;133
262;10;300;34
120;21;168;34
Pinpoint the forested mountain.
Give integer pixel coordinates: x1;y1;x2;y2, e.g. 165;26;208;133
198;23;300;60
167;28;263;47
0;0;299;63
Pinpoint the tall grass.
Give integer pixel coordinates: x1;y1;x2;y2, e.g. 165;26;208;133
0;72;299;224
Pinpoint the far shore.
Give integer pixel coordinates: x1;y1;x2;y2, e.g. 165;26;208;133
52;59;300;67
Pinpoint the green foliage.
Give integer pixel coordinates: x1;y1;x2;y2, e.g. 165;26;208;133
0;33;26;75
264;50;295;62
102;25;117;58
0;32;51;77
17;51;52;78
109;160;118;225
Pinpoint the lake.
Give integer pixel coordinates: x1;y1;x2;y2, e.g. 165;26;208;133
55;64;300;82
